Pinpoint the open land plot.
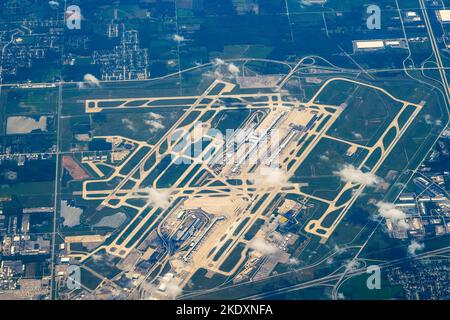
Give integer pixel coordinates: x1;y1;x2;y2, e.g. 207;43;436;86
0;85;58;115
322;82;404;147
0;85;59;153
291;137;369;200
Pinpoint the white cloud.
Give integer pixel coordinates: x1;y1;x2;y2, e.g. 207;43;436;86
248;237;279;256
172;34;185;42
300;0;315;6
144;187;172;209
287;257;300;266
212;58;225;66
407;240;424;256
345;260;358;271
122;113;165;133
121;118;136;132
48;1;59;8
160;274;182;299
424;114;442;126
90;253;103;263
145;119;164;132
212;70;223;79
250;165;288;187
334;245;345;254
334;164;383;187
141;274;182;300
78;73;101;88
148;112;164;120
207;59;240;79
145;112;165;133
145;119;165;133
351;131;363;139
227;63;240;75
375;201;409;230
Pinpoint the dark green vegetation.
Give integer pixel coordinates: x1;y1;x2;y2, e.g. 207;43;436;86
244;218;265;241
0;158;56;208
0;0;421;85
290;137;368;200
219;242;246;272
213;239;233;262
324;81;403;147
338;272;405;300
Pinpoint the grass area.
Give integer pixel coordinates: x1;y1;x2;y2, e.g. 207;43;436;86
91;109;185;145
83;250;121;280
338;272;404;300
244;218;265;241
0;181;54;207
291;137;368;200
325;81;403;147
1;87;58;115
80;267;104;291
213;239;233;261
314;80;358;106
186;268;228;292
211;109;252;134
219;242;246;273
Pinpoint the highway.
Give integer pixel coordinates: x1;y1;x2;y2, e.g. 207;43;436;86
179;245;450;300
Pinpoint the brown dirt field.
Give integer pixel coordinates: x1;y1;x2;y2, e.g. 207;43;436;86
62;156;90;181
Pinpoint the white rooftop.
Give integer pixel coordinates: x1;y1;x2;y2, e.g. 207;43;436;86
438;10;450;22
355;40;385;49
